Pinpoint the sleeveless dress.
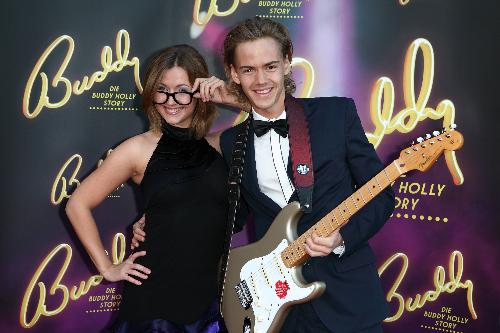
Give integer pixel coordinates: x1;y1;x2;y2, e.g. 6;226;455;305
111;124;228;333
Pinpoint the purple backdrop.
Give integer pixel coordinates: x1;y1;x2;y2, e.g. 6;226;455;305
2;1;499;332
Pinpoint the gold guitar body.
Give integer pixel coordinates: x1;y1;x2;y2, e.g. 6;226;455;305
221;202;325;333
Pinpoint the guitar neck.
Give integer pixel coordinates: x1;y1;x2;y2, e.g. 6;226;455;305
281;160;403;268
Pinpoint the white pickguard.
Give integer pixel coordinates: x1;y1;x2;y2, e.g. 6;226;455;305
239;239;315;333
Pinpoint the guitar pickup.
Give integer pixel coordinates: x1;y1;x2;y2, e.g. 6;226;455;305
235;280;253;309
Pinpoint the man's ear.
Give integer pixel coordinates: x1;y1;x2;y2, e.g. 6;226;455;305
284;57;291;75
230;65;241;85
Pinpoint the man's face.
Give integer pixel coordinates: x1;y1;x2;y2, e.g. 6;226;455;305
230;37;291;119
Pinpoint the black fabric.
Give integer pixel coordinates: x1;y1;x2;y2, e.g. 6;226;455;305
280;301;331;333
110;298;226;333
253;118;288;137
118;124;229;324
280;302;384;333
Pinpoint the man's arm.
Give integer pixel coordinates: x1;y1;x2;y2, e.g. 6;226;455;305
338;98;395;256
131;215;145;250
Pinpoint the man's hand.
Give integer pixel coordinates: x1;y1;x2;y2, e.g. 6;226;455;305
101;251;151;285
131;215;146;250
305;230;343;257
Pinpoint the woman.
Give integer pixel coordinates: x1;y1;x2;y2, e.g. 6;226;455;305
66;44;242;332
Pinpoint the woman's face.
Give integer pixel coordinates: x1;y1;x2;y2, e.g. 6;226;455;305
153;66;197;128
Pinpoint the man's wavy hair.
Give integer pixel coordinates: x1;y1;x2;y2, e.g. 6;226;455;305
223;17;296;106
141;44;216;139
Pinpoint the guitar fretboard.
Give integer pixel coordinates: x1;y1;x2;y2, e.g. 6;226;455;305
281;160;403;268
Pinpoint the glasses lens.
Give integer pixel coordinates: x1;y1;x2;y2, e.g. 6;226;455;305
174;92;192;105
153;91;167;104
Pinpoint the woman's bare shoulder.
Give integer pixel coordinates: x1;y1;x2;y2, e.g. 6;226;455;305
118;130;160;153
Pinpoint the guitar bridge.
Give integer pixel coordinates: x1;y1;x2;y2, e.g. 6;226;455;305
235;280;253;309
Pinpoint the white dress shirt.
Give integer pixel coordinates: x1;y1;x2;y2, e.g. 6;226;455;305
253;109;295;208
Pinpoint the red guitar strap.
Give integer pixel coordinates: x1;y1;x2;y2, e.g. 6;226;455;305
285;95;314;213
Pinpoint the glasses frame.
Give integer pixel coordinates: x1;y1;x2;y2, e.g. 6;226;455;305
153;88;200;106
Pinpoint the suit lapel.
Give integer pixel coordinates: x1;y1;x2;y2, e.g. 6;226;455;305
286;152;293;180
242;122;282;216
286;153;298;204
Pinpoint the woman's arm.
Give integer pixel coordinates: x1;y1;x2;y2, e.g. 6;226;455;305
65;137;151;285
197;76;251;153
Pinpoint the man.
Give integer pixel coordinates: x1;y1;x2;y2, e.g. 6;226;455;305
133;17;394;333
218;17;394;333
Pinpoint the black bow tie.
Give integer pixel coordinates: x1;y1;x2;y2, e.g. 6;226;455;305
253;119;289;138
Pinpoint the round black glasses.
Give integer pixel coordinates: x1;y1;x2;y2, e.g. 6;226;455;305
153;88;199;106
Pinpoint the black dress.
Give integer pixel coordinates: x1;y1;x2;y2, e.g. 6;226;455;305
112;124;228;333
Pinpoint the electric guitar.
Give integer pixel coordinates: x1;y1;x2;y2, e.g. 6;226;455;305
221;129;464;333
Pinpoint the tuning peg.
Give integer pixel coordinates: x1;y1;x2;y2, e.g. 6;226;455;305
433;131;440;136
425;133;431;139
450;124;457;129
416;137;424;143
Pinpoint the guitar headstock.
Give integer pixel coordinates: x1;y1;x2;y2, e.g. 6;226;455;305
397;127;464;173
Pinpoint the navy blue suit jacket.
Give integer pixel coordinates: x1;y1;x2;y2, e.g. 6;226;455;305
220;97;395;333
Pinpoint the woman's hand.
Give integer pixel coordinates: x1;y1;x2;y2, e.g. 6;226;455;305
193;76;240;108
101;251;151;285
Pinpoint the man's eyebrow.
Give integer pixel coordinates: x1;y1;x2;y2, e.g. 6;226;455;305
264;61;280;66
238;61;279;70
238;65;254;70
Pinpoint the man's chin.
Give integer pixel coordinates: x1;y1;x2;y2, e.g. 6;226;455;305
249;97;274;111
250;103;271;114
